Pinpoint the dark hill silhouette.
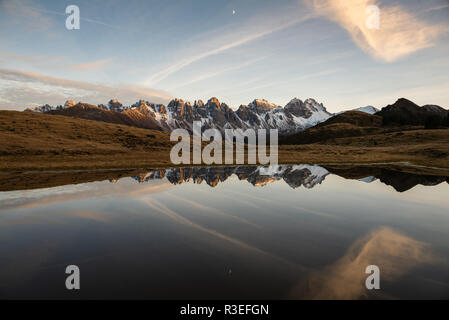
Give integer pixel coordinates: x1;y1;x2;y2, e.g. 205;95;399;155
280;98;448;145
377;98;448;127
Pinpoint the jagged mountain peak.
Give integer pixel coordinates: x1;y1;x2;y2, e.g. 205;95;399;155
64;100;76;108
131;99;149;108
206;97;222;110
304;98;327;112
285;98;306;116
284;97;330;119
194;100;205;108
304;97;319;104
108;99;123;111
207;97;220;105
248;98;278;113
24;96;333;135
288;97;303;104
25;104;54;113
130;100;156;116
168;98;184;105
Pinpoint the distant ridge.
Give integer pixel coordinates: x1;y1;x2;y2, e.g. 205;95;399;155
280;98;448;145
24;97;448;137
337;105;379;115
377;98;448;128
25;97;333;135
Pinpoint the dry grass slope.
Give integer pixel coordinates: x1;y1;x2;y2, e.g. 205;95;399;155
1;111;449;171
0;111;174;170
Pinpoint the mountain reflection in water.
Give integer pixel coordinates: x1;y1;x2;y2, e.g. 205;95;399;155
0;164;448;299
128;165;329;189
126;165;449;192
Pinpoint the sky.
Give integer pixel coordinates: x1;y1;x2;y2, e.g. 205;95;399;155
0;0;448;113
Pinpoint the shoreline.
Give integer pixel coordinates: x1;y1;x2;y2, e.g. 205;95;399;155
2;153;449;175
1;160;449;175
1;160;448;193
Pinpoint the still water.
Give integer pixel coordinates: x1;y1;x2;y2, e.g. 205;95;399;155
0;165;448;299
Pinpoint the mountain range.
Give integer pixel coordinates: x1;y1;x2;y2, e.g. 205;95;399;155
3;97;449;173
24;97;370;135
119;164;448;192
23;97;449;146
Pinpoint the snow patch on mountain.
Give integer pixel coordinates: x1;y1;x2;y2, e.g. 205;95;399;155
336;105;379;115
24;96;335;135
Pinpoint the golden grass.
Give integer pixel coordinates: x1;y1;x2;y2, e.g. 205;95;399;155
1;111;449;172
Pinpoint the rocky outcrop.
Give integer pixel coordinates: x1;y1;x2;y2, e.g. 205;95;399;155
24;96;333;135
64;100;76;108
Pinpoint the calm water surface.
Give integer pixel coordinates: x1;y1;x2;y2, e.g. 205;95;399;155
0;165;448;299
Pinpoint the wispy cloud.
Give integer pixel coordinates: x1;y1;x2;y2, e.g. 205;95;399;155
33;6;123;30
0;68;172;109
143;198;294;266
0;178;171;211
169;56;266;90
424;3;449;13
143;14;314;86
0;51;115;72
306;0;449;62
1;0;121;30
229;68;342;96
0;51;65;64
1;0;52;30
164;193;262;229
307;50;357;65
65;57;115;71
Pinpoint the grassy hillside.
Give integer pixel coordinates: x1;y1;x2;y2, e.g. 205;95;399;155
322;110;383;127
47;102;162;130
277;110;449;169
278;109;448;146
0;111;174;170
1;110;449;171
280;111;389;145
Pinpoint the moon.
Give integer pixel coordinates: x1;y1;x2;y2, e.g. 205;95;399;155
232;9;236;15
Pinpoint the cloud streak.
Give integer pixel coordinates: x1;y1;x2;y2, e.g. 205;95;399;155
1;0;121;30
0;51;114;71
143;198;294;266
229;68;342;96
1;0;52;31
65;57;115;71
143;14;314;86
35;6;123;30
169;56;266;90
307;0;448;62
0;68;172;109
424;3;449;13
